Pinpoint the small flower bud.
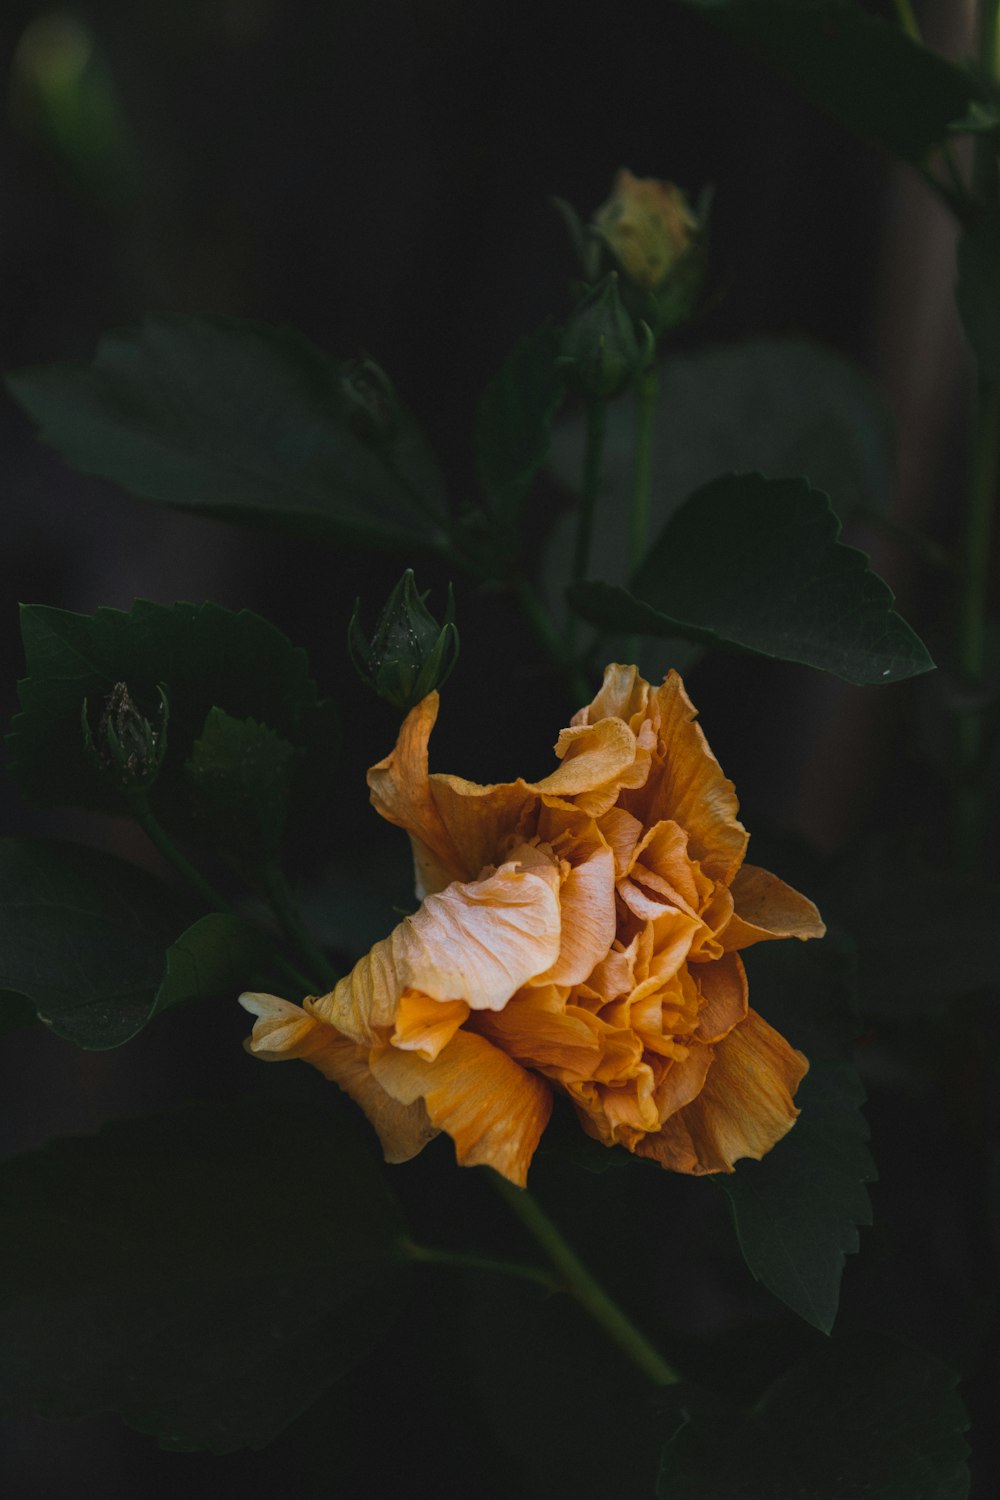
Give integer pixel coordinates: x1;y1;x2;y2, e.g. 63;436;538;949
338;355;399;445
82;681;169;791
558;273;652;399
593;170;706;338
348;570;459;713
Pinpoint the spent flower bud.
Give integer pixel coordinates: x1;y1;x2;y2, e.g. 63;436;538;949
338;355;399;445
82;681;169;791
349;570;459;713
593;169;707;338
558;273;653;399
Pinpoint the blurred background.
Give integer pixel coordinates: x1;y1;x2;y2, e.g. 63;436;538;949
1;1;995;1495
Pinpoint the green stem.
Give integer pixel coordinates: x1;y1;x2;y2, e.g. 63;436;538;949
400;1238;559;1294
977;2;1000;201
125;790;317;996
572;397;607;584
891;0;920;42
955;383;1000;871
630;366;659;573
490;1173;681;1388
263;863;338;992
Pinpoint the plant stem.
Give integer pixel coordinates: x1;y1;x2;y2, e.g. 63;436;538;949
572;397;607;584
630;366;659;573
125;790;317;995
976;2;1000;201
891;0;920;42
490;1173;681;1388
955;383;1000;870
399;1238;559;1294
263;863;338;992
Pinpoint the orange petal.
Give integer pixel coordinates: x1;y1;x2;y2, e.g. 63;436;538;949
428;775;538;884
694;952;748;1043
638;672;748;884
637;1008;807;1174
239;993;435;1163
571;662;650;728
370;1029;552;1186
390;990;470;1061
723;865;827;950
314;858;563;1044
367;692;467;897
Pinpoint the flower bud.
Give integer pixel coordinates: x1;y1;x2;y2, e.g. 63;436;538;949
348;570;459;713
593;170;707;337
338;355;399;445
557;273;653;400
82;681;169;791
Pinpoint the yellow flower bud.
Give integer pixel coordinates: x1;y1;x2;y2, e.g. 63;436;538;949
593;169;698;291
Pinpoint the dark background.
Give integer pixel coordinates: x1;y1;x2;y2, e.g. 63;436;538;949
1;2;994;1496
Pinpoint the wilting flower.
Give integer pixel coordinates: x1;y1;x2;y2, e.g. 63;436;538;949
241;666;824;1187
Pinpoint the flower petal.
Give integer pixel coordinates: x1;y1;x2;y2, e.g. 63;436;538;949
239;992;435;1163
723;865;827;950
693;952;748;1043
370;1029;552;1186
390;990;470;1061
315;859;563;1044
636;1008;808;1174
367;692;466;897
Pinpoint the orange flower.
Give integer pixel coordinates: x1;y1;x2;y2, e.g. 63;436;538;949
241;666;824;1187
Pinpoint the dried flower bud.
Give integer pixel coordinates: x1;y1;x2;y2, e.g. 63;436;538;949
349;570;459;713
594;170;697;291
338;355;399;445
82;681;169;790
558;273;653;399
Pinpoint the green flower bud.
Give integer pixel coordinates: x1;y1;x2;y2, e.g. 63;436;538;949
82;681;169;790
338;355;399;445
558;273;653;399
348;570;459;713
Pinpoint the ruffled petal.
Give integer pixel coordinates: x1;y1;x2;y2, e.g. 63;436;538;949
571;662;650;728
634;672;748;884
636;1008;808;1174
693;952;748;1043
723;865;827;950
315;858;563;1044
367;693;466;897
239;992;435;1163
370;1029;552;1186
390;990;470;1061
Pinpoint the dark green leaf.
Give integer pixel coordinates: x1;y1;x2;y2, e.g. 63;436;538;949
6;315;448;549
186;708;296;866
658;1329;970;1498
0;837;274;1049
680;1;980;163
719;938;873;1332
569;473;934;684
476;321;565;524
9;599;338;838
0;1094;410;1453
956;211;1000;385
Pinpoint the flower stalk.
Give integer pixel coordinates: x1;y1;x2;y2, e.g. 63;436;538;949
572;395;608;586
630;364;659;573
490;1173;681;1388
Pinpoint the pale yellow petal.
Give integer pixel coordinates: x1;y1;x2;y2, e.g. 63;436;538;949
316;859;563;1044
370;1029;552;1186
637;1008;808;1174
239;993;435;1163
722;864;827;950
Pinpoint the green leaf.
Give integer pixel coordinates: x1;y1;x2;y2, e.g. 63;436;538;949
0;837;274;1049
6;315;448;549
186;708;296;866
680;1;981;164
0;1093;411;1453
956;211;1000;385
476;321;565;525
568;473;934;685
9;599;339;839
658;1330;970;1498
719;938;874;1333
